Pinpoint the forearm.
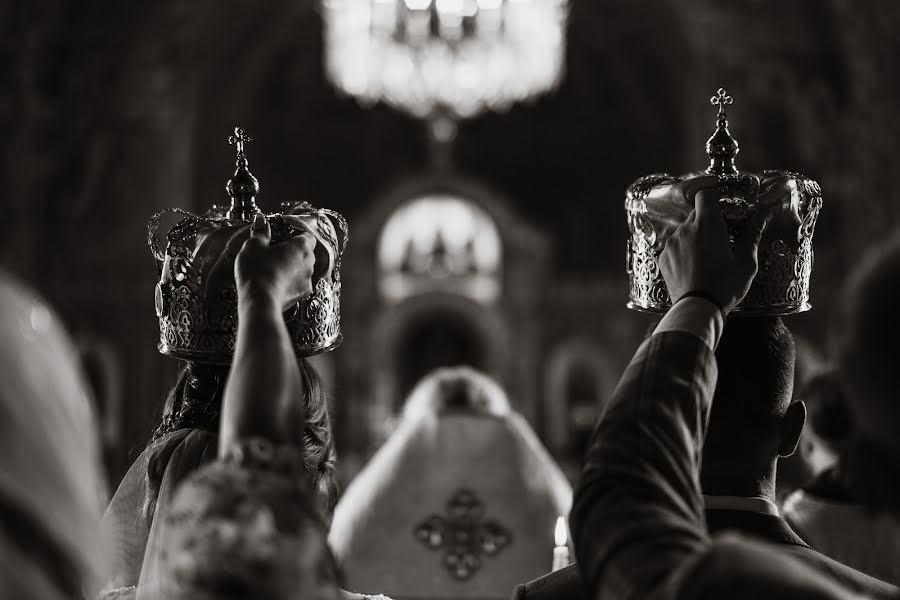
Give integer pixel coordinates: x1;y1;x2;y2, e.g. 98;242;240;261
655;297;724;351
219;291;303;455
572;301;720;600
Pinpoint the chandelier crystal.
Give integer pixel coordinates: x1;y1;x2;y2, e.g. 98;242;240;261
322;0;569;120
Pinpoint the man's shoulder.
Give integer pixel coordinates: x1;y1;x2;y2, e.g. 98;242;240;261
707;509;898;598
512;564;587;600
778;543;899;599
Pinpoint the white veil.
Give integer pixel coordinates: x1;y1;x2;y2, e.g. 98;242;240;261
98;427;218;598
0;274;106;599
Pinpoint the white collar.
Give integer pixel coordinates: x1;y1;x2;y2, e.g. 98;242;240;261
703;495;780;517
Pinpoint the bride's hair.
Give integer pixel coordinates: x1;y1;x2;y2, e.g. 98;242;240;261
142;359;337;520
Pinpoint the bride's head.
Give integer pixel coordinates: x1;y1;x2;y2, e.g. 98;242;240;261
143;359;337;519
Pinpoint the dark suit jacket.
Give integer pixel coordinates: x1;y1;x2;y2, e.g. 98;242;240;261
513;508;898;599
567;331;900;600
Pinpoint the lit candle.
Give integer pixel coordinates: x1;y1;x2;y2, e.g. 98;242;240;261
552;516;570;571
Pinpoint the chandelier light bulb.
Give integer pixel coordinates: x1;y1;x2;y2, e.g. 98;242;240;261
436;0;464;13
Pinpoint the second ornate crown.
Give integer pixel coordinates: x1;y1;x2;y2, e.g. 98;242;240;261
149;127;348;363
625;88;823;315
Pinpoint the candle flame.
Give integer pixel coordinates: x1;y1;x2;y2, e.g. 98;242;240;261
554;516;567;546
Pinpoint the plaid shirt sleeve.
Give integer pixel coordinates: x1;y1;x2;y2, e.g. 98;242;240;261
570;330;717;600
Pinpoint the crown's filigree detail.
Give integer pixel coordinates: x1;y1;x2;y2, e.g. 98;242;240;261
414;488;512;581
149;127;348;363
625;90;822;316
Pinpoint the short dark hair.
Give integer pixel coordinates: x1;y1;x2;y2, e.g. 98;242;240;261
703;317;796;470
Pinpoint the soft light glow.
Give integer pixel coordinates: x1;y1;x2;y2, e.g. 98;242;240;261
30;302;52;334
322;0;568;119
377;195;502;303
554;516;567;547
436;0;463;13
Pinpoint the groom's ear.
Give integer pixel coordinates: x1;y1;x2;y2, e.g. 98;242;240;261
778;400;806;458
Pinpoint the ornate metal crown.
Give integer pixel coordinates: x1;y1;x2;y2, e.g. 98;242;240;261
149;127;348;363
625;88;823;315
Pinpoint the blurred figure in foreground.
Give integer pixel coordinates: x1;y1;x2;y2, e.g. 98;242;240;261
330;366;573;600
832;232;900;586
0;274;107;599
783;368;900;585
795;369;849;477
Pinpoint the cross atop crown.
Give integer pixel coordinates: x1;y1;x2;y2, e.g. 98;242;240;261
710;88;733;118
228;126;253;159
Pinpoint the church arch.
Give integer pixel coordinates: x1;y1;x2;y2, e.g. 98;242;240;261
369;293;510;442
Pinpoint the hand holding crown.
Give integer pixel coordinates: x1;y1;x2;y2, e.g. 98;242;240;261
235;213;317;311
150;126;347;361
624;88;822;315
658;177;771;315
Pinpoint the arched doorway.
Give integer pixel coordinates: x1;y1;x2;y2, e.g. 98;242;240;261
396;310;488;406
370;293;510;445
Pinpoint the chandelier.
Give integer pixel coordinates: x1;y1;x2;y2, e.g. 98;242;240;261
321;0;569;120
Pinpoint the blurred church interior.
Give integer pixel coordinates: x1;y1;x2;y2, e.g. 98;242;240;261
2;0;899;496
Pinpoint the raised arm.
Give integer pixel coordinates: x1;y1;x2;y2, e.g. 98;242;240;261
219;212;317;455
571;181;772;600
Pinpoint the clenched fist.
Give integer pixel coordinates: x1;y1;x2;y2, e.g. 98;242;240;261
659;177;771;315
235;212;317;310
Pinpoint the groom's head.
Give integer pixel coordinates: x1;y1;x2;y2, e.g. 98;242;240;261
699;317;803;496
